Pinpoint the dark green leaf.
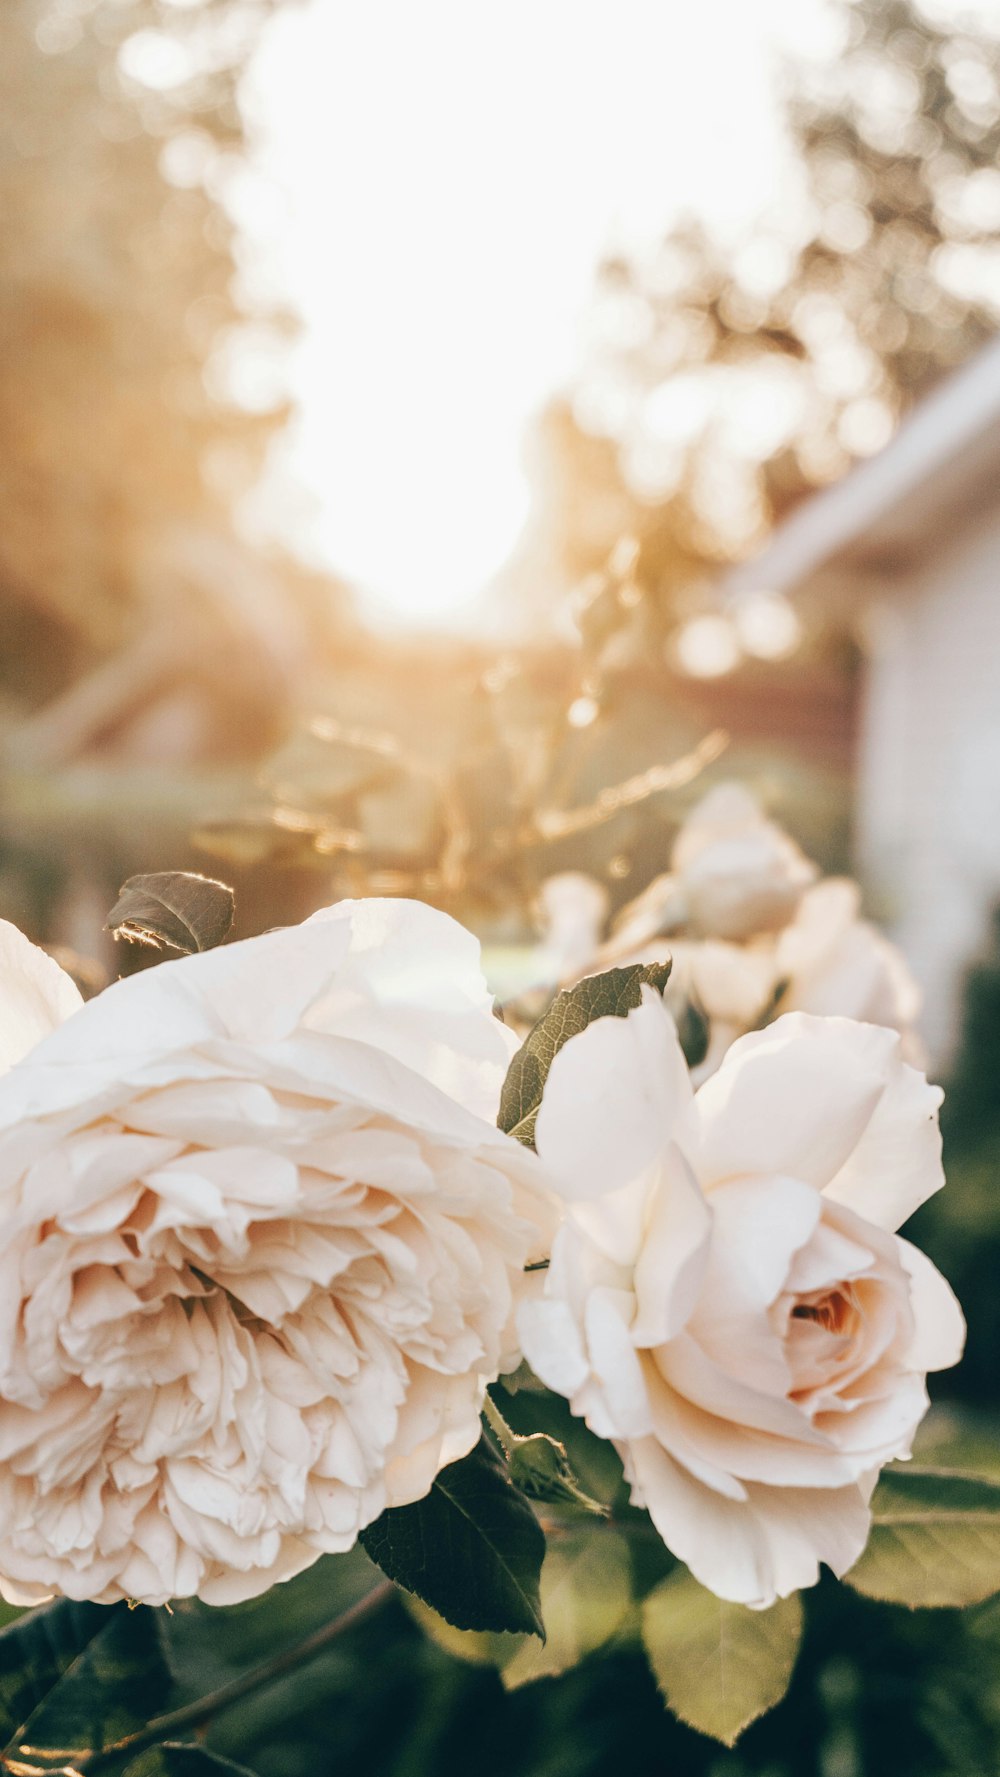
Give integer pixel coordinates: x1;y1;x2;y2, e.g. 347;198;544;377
674;997;710;1069
161;1551;377;1701
845;1466;1000;1607
156;1551;380;1773
360;1436;545;1638
0;1599;109;1748
4;1603;173;1765
105;873;235;954
407;1525;634;1689
498;961;672;1149
641;1569;802;1746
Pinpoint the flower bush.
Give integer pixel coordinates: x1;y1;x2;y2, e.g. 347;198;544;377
0;856;986;1770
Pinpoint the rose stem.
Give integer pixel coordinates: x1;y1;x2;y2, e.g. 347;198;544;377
82;1579;395;1772
481;1393;516;1456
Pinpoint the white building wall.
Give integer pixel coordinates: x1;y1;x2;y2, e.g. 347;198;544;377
855;507;1000;1066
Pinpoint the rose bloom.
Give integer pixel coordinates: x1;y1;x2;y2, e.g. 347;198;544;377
0;900;551;1607
607;783;817;951
0;918;83;1073
777;878;923;1043
519;992;964;1608
655;885;924;1086
602;786;922;1080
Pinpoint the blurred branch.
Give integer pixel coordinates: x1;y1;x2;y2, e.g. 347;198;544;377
82;1582;395;1773
526;729;728;843
3;632;181;771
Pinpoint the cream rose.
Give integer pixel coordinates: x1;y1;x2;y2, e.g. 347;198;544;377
644;885;924;1087
601;788;922;1078
776;879;924;1059
519;995;964;1608
607;784;816;954
0;898;551;1608
0;918;82;1073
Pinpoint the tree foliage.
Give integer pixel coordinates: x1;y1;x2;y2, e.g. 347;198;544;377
526;0;1000;632
0;0;290;705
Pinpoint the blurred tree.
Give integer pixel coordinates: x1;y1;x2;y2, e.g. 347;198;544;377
0;0;317;749
515;0;1000;638
941;900;1000;1160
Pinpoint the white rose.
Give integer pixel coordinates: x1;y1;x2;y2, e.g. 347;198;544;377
597;784;815;969
599;874;687;964
0;918;82;1073
606;880;923;1084
665;938;780;1085
535;873;610;985
661;784;816;943
777;880;925;1062
0;898;551;1608
519;994;964;1609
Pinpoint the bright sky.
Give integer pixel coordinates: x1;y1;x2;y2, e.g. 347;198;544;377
236;0;840;628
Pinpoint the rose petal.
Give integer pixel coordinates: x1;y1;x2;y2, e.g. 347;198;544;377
630;1143;711;1347
896;1237;966;1373
626;1434;872;1607
821;1047;944;1233
535;989;692;1205
0;898;514;1127
0;920;82;1075
691;1014;907;1192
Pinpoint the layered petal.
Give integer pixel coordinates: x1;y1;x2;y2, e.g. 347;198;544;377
0;898;553;1607
823;1038;944;1231
0;920;82;1075
690;1014;891;1191
523;989;963;1610
535;989;692;1208
0;898;515;1129
626;1434;872;1607
896;1237;966;1373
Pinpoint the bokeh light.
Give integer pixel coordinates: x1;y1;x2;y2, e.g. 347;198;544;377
733;590;803;659
672;613;742;678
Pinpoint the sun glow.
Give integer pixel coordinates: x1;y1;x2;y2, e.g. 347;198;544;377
236;0;841;629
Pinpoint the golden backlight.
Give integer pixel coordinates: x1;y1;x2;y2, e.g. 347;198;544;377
231;0;843;629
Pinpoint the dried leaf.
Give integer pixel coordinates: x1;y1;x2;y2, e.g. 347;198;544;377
105;873;235;955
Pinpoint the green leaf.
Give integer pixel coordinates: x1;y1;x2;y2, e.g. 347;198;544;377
641;1569;802;1747
674;997;710;1069
3;1602;173;1766
406;1527;633;1689
0;1600;109;1749
123;1744;261;1777
501;1527;633;1689
401;1599;520;1670
498;961;672;1149
844;1466;1000;1607
156;1551;380;1773
105;872;235;954
161;1551;377;1702
360;1436;545;1637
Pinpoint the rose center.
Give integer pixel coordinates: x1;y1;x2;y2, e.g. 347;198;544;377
790;1291;850;1335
